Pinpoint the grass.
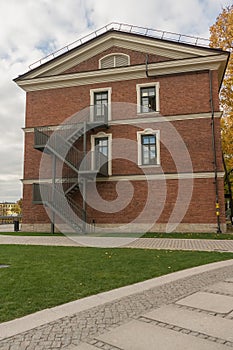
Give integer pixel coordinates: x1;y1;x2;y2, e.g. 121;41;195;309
0;245;233;323
1;231;233;239
0;231;233;240
142;232;233;239
0;232;64;236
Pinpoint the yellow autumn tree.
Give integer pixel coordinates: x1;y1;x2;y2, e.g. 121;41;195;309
210;5;233;198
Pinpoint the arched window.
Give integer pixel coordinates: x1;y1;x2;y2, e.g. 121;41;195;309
99;54;130;69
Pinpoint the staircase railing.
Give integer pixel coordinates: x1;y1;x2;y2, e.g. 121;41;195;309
34;105;108;149
33;105;109;231
35;183;94;233
35;128;108;176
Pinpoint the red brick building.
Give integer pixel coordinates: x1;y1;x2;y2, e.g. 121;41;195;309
14;24;229;234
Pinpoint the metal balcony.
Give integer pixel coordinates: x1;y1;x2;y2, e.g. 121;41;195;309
34;105;108;151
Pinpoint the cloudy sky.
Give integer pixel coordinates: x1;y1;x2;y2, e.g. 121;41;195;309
0;0;231;202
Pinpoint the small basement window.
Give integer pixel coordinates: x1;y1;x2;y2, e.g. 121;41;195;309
99;54;130;69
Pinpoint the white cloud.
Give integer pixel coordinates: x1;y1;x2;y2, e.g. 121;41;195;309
0;0;232;202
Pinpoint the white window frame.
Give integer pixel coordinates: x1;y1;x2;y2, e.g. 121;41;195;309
137;129;160;167
99;53;130;69
91;132;112;176
136;82;160;115
90;87;112;121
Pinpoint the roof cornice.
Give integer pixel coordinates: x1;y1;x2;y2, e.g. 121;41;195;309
14;30;228;82
15;54;227;92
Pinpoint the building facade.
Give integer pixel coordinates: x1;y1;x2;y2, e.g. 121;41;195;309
14;24;229;234
0;202;21;217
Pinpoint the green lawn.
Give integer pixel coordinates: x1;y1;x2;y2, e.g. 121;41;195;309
142;232;233;240
0;232;63;236
0;231;233;240
0;245;233;323
0;231;233;239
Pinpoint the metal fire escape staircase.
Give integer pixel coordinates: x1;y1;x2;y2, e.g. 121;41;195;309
33;106;108;233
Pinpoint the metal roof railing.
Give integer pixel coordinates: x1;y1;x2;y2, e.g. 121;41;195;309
28;22;210;70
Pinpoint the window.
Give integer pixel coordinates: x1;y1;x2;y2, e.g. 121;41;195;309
140;87;156;113
99;54;130;69
137;129;160;166
94;137;108;174
136;83;160;114
94;91;108;122
141;135;157;165
90;87;112;121
91;132;112;175
95;137;108;158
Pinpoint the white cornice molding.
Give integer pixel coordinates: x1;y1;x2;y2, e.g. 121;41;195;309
17;31;220;80
16;54;226;92
23;112;222;133
112;33;219;57
22;172;225;184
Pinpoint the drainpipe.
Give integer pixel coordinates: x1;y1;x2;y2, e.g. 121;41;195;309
145;54;150;77
51;155;56;234
209;70;222;233
145;54;156;78
82;121;87;233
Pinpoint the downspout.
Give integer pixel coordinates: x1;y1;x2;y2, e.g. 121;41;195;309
209;70;222;233
82;121;87;233
145;54;150;77
51;154;56;234
145;54;157;78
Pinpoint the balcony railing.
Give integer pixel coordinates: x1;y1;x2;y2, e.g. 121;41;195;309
34;105;108;150
78;150;108;177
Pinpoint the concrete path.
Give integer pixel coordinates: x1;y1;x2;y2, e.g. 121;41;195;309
0;234;233;349
1;233;233;252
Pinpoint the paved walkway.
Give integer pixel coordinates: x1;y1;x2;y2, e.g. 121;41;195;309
0;234;233;349
126;237;233;252
1;234;233;252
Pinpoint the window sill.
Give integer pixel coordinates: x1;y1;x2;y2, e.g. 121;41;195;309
137;111;160;116
138;164;161;168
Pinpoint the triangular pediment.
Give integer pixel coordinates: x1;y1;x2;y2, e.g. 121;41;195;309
15;29;226;81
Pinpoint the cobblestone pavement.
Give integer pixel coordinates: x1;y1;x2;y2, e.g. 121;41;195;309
1;234;233;252
0;263;233;349
124;238;233;252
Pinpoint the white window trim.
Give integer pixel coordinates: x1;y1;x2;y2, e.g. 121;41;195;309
136;82;160;115
99;53;130;69
90;87;112;121
137;129;160;167
91;132;112;176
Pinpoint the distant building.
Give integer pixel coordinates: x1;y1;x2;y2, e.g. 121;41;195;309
0;202;20;216
14;23;229;233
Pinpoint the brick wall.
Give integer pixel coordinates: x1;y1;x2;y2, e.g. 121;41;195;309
25;71;219;128
63;46;172;74
23;117;223;180
22;46;224;231
22;177;225;226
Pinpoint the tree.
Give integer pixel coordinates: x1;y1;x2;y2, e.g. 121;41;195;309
14;198;22;215
210;6;233;223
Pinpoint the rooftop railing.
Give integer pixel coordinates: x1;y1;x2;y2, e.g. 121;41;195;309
28;22;210;70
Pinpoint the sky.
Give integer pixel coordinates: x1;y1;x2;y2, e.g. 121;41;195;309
0;0;232;202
